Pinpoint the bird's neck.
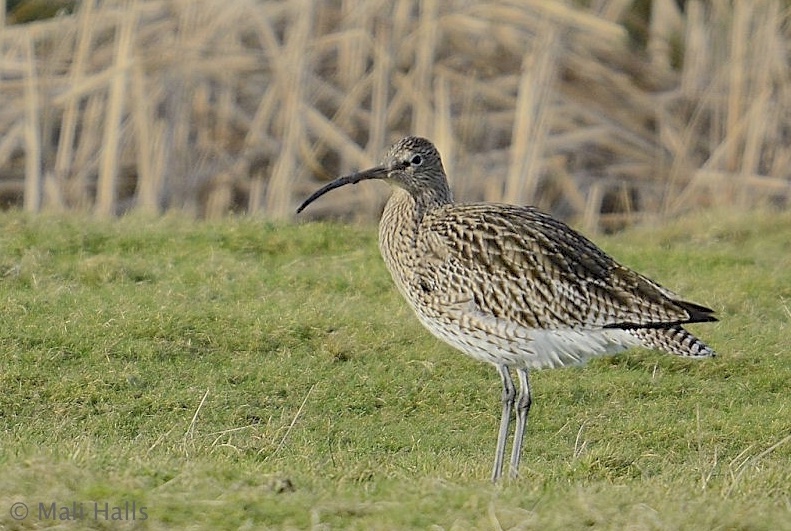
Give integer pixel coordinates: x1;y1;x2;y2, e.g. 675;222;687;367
378;186;449;296
380;188;419;242
380;186;450;243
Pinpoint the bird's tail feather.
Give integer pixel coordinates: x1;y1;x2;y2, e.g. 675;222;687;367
630;325;716;358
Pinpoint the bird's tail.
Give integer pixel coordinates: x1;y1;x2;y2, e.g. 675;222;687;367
630;325;716;358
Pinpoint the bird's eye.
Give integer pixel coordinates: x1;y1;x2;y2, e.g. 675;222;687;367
409;154;423;166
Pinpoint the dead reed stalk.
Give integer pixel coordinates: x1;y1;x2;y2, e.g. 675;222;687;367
0;0;788;230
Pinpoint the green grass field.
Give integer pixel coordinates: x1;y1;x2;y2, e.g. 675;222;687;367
0;210;789;530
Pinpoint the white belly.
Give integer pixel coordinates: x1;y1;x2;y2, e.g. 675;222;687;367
412;304;642;370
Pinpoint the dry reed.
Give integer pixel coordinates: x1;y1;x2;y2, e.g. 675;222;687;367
0;0;788;230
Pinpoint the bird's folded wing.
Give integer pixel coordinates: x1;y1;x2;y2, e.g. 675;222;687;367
416;203;714;330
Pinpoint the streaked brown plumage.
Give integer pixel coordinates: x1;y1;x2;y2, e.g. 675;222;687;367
297;136;716;481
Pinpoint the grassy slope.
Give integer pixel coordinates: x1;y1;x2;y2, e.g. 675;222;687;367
0;210;789;530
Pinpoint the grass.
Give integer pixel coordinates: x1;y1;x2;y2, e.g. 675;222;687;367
0;210;789;529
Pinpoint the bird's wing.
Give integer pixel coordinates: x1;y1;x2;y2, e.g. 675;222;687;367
415;203;714;330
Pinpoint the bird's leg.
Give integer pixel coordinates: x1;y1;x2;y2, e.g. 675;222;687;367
492;364;515;483
509;368;532;478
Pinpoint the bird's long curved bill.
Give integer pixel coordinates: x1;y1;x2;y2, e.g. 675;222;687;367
296;166;388;214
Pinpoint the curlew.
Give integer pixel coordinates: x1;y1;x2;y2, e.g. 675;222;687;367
297;136;717;482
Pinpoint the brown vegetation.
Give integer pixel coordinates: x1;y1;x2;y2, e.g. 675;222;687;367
0;0;789;231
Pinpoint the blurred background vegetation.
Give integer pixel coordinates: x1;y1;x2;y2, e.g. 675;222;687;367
1;0;789;232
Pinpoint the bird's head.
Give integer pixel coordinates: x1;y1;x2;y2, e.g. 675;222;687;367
297;136;451;214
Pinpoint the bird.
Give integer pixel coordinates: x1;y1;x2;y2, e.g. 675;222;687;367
296;136;717;482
